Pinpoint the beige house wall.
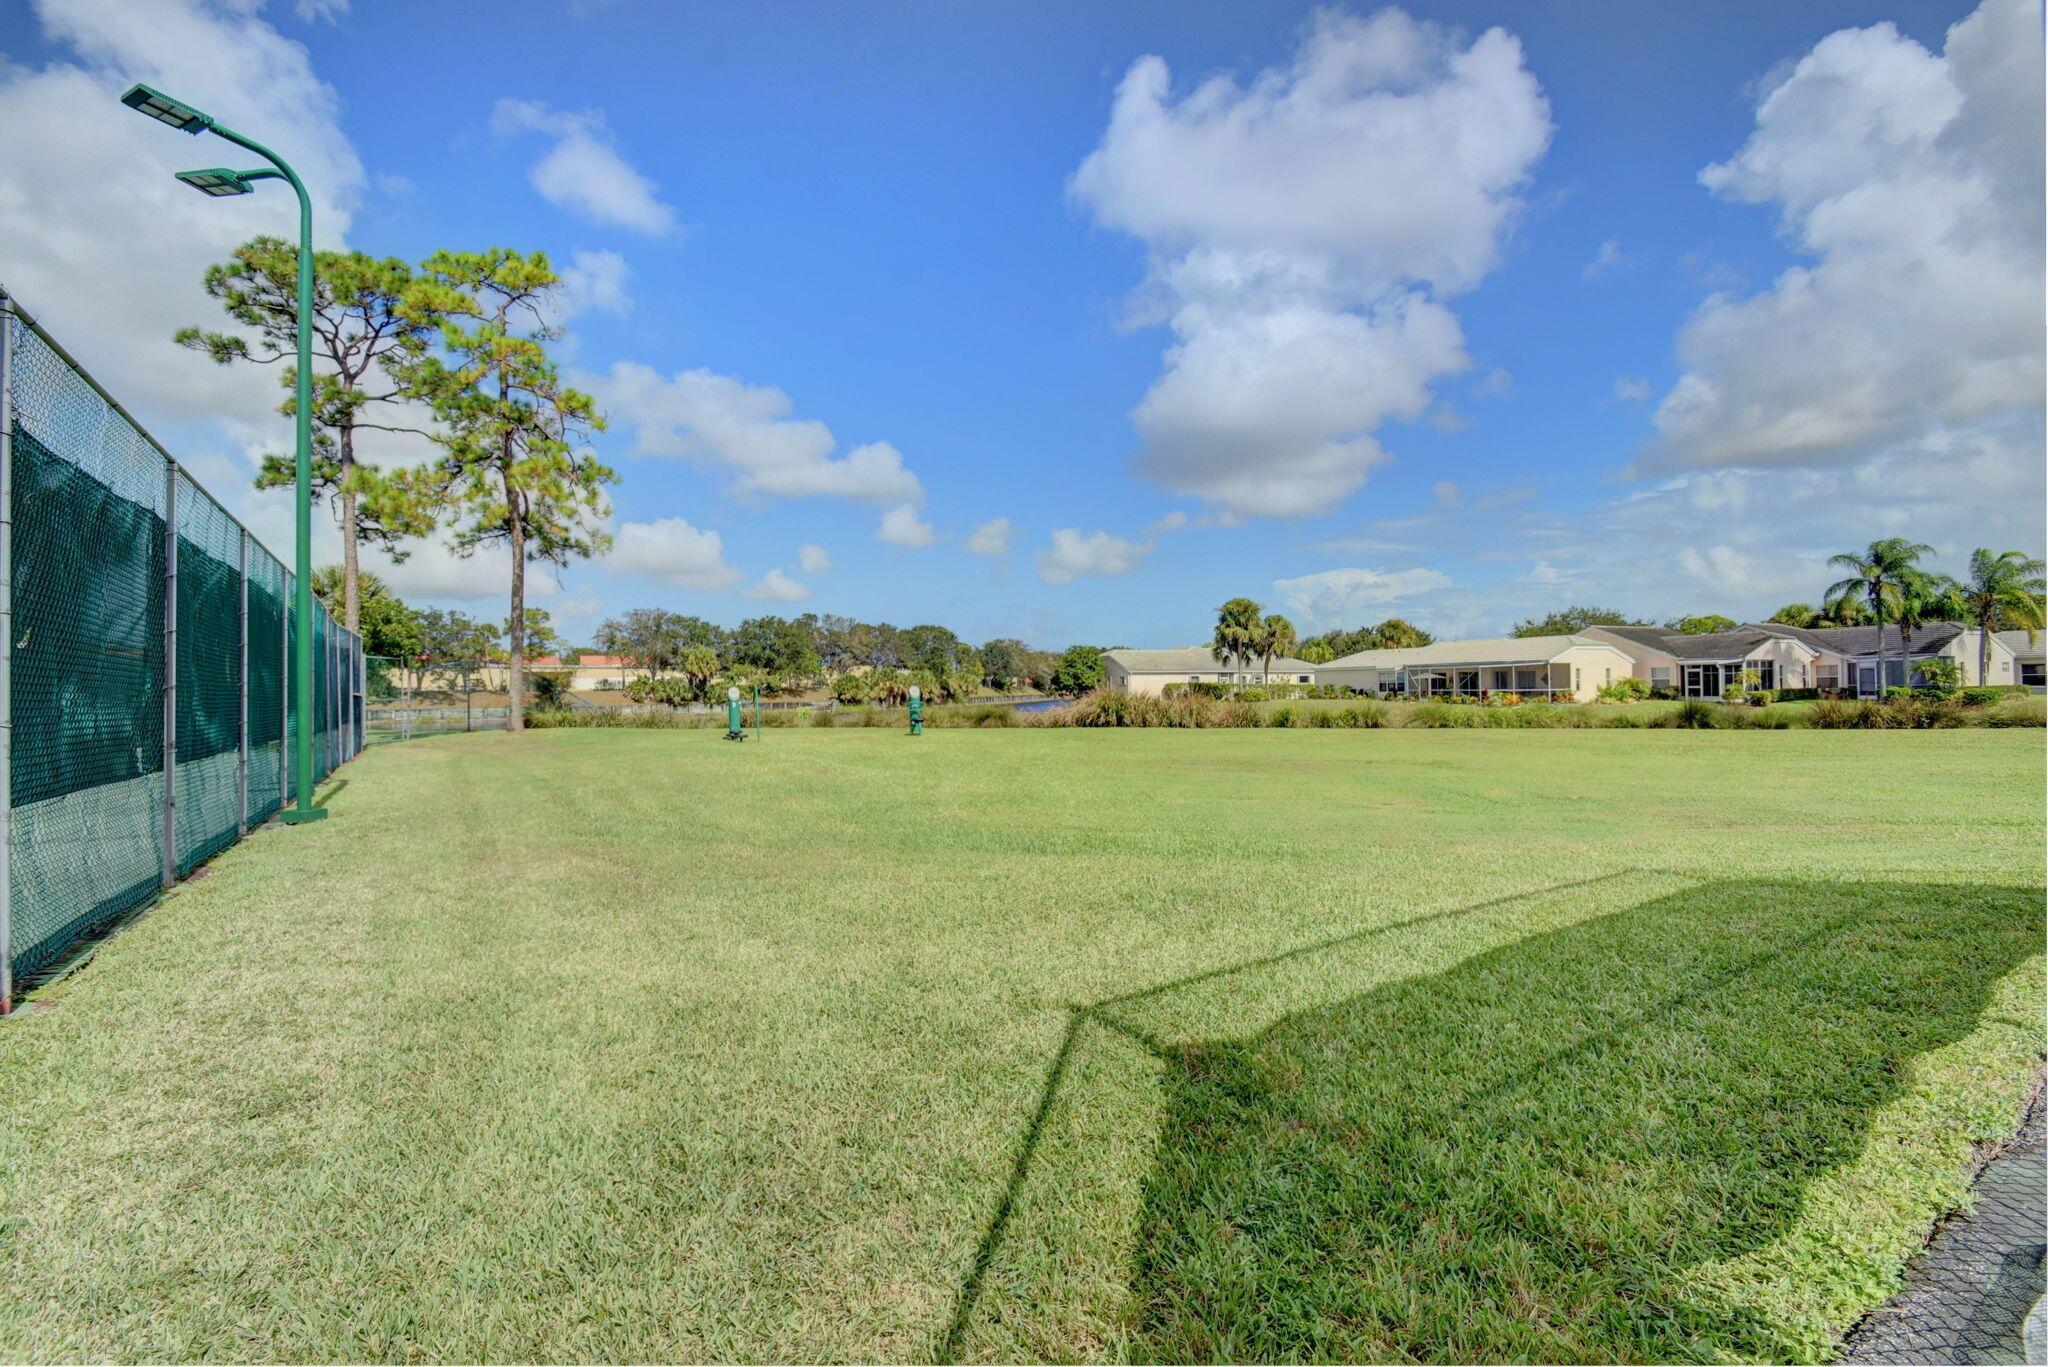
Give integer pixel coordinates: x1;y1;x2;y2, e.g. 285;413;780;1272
1315;664;1387;693
1582;628;1679;683
472;662;653;691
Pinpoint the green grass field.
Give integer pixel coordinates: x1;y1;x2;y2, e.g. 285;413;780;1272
2;728;2041;1362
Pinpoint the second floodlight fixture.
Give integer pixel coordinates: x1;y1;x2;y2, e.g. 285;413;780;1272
174;168;256;197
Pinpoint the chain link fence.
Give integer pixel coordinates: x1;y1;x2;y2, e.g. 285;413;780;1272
365;656;513;740
1;287;364;1009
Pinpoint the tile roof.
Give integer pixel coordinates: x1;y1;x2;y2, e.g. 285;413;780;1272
1995;630;2045;661
1594;625;1787;660
1764;623;1963;656
1324;634;1622;670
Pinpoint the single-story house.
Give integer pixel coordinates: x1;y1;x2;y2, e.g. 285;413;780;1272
1995;630;2045;689
1102;647;1318;696
1585;625;1820;698
1316;634;1635;703
1588;621;2017;697
1758;623;2014;694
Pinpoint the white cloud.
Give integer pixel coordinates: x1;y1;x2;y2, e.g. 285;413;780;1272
606;516;743;589
1271;566;1454;624
1036;528;1153;584
876;503;936;548
1472;367;1515;398
0;0;365;428
965;517;1011;556
555;248;631;319
594;362;924;506
294;0;348;22
1144;510;1189;536
1643;0;2043;474
1582;238;1632;281
747;568;810;602
360;536;558;606
1431;480;1461;505
797;543;831;573
1071;8;1552;517
1611;375;1652;402
1675;544;1814;600
490;98;676;235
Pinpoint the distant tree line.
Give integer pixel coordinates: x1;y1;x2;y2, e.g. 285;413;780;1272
588;608;1093;701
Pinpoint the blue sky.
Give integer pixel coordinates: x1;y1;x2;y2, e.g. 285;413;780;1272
2;0;2040;648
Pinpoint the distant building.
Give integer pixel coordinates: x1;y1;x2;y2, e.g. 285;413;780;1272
1102;647;1318;696
1315;634;1634;702
1590;623;2017;697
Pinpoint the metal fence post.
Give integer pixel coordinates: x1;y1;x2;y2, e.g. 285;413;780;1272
237;529;249;835
0;292;15;1013
161;465;178;889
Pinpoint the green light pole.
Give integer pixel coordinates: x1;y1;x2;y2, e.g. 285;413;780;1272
121;83;325;823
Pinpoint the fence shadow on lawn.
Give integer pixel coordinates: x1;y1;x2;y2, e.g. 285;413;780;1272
938;877;2043;1364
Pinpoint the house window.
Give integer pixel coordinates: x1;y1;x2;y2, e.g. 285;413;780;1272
1745;660;1775;690
1816;665;1839;690
1297;674;1310;684
1188;675;1200;682
2022;663;2045;687
1650;666;1671;687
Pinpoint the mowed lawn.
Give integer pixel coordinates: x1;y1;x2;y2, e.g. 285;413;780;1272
1;729;2041;1363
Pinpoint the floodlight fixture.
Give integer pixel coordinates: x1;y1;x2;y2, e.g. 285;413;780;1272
121;83;213;133
174;168;254;197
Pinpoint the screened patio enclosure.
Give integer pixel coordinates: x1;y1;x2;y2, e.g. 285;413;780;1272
1402;663;1574;698
1680;660;1779;698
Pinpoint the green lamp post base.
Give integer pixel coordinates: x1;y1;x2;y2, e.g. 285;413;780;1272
280;807;328;825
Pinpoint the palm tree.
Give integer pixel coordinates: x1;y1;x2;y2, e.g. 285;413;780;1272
311;563;389;613
1825;538;1932;693
1955;548;2047;683
1820;595;1873;626
1212;597;1263;678
1766;602;1818;628
1256;613;1298;683
1893;571;1962;685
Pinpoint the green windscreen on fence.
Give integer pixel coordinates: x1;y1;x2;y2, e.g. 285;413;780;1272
3;295;365;991
312;606;330;783
6;319;167;976
174;474;244;876
247;552;285;824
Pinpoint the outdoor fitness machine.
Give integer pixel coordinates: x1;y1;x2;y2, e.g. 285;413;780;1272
725;685;763;743
908;686;924;737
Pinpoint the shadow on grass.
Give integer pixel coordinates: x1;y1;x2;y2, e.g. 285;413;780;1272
1119;879;2040;1363
939;878;2042;1363
936;871;1640;1361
